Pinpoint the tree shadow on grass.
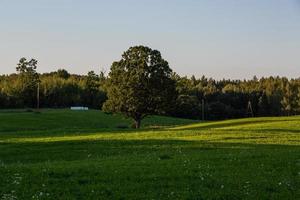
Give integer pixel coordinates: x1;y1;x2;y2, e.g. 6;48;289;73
1;139;299;165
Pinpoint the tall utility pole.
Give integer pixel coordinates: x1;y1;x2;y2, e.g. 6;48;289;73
37;82;40;110
202;99;205;121
247;100;254;117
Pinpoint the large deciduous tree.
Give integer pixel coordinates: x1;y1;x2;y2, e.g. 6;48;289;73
103;46;177;128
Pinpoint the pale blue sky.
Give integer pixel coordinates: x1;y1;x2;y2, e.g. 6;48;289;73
0;0;300;79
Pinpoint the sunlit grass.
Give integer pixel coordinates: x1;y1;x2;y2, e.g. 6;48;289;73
1;113;299;145
1;129;299;146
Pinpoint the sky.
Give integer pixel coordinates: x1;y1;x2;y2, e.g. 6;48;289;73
0;0;300;79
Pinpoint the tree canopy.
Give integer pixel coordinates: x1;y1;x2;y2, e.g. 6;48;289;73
15;58;40;107
103;46;177;128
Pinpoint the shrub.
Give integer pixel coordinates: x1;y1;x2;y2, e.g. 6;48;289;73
116;123;129;129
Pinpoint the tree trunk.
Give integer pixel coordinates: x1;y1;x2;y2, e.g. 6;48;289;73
134;119;141;129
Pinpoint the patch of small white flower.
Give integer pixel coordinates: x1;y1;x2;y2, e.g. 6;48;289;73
32;191;50;200
243;181;251;195
31;183;50;200
11;173;22;185
1;191;17;200
0;173;22;200
0;160;5;168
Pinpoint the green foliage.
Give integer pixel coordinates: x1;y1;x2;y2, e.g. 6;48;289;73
171;75;300;119
82;71;107;109
172;95;202;119
103;46;177;128
0;65;106;109
281;80;299;115
15;57;40;107
0;55;300;121
56;69;70;79
40;75;82;107
0;110;299;199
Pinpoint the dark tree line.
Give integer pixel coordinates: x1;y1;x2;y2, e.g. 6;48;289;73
171;75;300;120
0;58;106;109
1;57;300;121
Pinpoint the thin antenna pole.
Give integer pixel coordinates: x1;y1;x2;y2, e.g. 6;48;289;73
202;99;205;121
37;82;40;110
247;101;254;117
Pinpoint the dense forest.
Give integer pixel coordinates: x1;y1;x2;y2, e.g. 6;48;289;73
1;57;300;120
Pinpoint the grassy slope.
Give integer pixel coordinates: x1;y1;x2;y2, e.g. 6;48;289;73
0;110;299;200
0;109;196;133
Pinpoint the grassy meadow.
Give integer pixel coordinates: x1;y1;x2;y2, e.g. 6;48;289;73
0;109;299;199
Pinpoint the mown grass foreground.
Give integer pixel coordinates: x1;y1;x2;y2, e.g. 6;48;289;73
0;110;299;200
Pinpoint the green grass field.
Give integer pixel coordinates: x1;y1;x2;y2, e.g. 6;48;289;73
0;110;299;200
